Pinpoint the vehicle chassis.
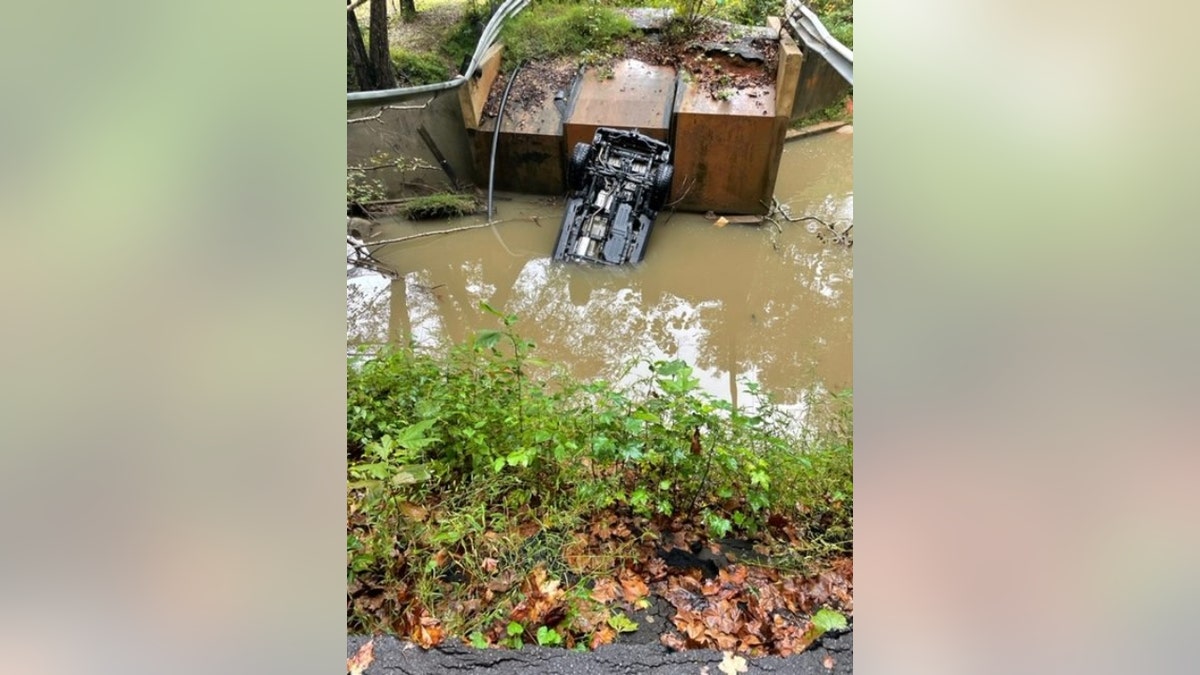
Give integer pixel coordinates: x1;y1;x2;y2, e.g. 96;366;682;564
552;128;674;265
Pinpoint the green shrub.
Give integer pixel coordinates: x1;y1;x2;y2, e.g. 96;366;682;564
729;0;782;26
809;0;853;48
398;193;479;220
348;305;852;541
347;306;853;635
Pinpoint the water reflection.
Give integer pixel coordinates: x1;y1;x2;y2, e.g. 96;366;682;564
359;132;852;422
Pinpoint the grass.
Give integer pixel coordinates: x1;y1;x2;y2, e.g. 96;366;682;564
390;47;451;86
439;3;489;70
347;307;853;645
791;93;853;129
398;192;478;219
498;2;637;64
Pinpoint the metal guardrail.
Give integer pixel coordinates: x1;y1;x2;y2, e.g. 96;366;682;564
347;0;531;105
784;0;853;85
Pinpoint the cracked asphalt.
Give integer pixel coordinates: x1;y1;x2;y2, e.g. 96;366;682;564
347;629;852;674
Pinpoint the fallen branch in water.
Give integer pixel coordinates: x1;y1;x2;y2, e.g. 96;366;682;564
760;198;853;246
362;217;539;248
347;236;399;278
362;222;497;247
347;97;436;124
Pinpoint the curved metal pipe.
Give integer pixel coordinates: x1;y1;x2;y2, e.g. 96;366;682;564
347;0;531;105
347;76;465;105
487;63;524;222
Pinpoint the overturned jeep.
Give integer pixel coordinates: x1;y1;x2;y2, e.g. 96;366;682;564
552;128;674;265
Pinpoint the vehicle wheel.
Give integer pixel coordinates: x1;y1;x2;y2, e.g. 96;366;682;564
568;143;591;190
650;163;673;210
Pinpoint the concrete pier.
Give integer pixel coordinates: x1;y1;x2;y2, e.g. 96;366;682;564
563;59;676;151
459;19;807;214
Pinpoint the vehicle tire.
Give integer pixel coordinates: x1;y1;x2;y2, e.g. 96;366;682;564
650;163;674;210
568;143;591;190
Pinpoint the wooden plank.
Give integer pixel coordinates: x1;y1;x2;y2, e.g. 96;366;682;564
458;43;504;130
774;30;803;119
766;16;782;39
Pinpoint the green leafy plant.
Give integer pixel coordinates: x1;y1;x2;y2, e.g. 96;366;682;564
811;608;848;633
666;0;726;40
607;613;638;633
347;308;853;643
346;151;432;205
506;620;526;648
535;625;564;646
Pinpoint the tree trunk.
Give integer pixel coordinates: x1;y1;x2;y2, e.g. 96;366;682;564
346;10;375;91
400;0;417;22
369;0;396;89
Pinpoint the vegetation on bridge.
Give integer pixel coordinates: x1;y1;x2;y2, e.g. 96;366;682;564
348;0;853;91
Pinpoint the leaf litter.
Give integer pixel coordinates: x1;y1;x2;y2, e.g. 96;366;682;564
349;499;852;656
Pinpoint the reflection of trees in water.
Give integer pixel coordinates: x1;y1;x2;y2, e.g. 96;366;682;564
347;275;391;349
378;202;852;415
658;223;853;406
396;270;452;352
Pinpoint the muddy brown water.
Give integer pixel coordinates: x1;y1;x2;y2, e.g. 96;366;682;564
348;131;852;420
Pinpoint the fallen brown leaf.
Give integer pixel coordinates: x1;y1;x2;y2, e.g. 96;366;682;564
719;565;747;586
646;557;668;580
347;639;374;675
618;569;649;604
590;577;620;604
661;631;688;651
590;625;617;649
398;501;427;522
591;518;613;540
411;612;445;648
564;532;591;571
718;651;748;675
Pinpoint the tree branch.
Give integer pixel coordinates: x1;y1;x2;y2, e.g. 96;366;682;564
361;219;539;248
361;222;497;247
347;97;436;124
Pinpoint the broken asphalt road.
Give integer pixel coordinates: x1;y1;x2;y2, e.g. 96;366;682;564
347;629;852;674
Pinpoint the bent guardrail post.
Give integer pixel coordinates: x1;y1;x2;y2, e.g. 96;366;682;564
784;0;853;86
